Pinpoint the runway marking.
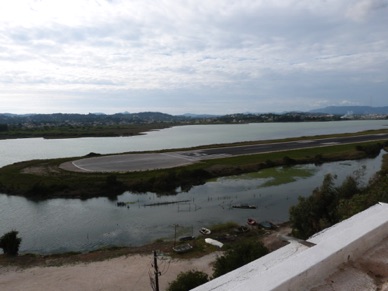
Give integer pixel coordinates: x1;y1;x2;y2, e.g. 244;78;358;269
321;142;340;145
161;152;201;161
72;161;93;172
201;154;231;159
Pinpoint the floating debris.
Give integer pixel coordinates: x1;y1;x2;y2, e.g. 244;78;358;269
144;200;191;207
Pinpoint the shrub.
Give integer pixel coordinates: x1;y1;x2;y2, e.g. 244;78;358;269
289;169;387;239
212;240;269;278
167;270;209;291
289;174;337;239
355;144;382;158
314;154;323;165
283;156;296;166
0;230;22;256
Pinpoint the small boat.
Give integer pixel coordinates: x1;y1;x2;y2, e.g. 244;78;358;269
232;204;256;209
179;235;195;242
234;225;250;233
199;227;211;235
247;218;257;226
205;238;223;248
173;243;193;253
259;221;275;230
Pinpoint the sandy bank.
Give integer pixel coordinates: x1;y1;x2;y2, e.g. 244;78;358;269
0;252;221;291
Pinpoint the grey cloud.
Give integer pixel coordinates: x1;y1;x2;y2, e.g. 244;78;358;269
346;0;388;21
0;0;387;114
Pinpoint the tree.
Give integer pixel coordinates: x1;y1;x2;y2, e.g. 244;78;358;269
290;174;338;239
336;176;360;200
167;270;209;291
283;156;296;166
0;124;8;132
212;241;269;278
0;231;22;256
289;173;374;239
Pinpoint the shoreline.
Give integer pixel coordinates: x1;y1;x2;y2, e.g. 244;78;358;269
0;222;291;266
0;224;291;290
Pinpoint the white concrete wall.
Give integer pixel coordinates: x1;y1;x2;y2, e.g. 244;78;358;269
193;203;388;291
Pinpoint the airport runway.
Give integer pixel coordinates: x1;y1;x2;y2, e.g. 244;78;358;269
62;133;388;173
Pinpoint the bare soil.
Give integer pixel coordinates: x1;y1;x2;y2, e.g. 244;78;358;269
0;224;291;290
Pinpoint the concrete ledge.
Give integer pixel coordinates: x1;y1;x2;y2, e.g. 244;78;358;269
193;203;388;291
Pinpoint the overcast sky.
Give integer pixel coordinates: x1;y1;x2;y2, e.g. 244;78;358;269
0;0;387;115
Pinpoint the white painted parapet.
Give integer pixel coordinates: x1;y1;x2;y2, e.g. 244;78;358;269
193;203;388;291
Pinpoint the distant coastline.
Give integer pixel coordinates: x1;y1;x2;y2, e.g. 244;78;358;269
1;108;387;140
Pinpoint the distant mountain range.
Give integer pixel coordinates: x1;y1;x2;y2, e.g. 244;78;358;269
310;106;388;115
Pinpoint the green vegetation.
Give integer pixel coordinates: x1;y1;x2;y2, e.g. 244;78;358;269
336;153;388;219
0;231;22;256
0;158;128;199
208;222;239;233
0;124;172;139
238;167;316;187
212;240;269;278
169;221;266;260
289;151;388;239
0;136;387;199
167;221;269;287
289;174;342;239
167;270;209;291
167;238;269;290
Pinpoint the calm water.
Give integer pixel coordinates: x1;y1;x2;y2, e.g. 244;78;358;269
1;120;387;167
0;121;387;254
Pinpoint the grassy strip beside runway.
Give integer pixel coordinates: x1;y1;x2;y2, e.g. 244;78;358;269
0;132;387;200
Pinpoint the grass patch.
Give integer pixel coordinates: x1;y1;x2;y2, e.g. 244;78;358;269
208;222;240;233
254;167;316;187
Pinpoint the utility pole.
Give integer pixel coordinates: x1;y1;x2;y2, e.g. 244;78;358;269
174;224;178;247
153;250;160;291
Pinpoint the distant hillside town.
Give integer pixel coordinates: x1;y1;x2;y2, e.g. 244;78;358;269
0;106;387;130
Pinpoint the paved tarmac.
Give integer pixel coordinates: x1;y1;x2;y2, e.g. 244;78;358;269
61;133;388;173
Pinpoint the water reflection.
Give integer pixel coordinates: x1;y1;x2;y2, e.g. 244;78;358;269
0;151;384;254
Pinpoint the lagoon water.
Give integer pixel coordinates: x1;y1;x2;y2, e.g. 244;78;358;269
1;120;388;167
0;120;387;253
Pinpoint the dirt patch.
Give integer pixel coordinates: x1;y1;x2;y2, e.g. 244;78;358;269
0;252;221;291
260;223;292;252
21;166;61;175
0;240;183;269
